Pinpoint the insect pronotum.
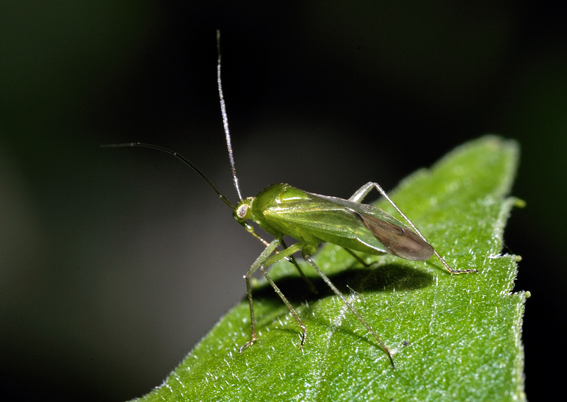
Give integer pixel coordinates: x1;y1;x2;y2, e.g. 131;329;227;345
103;31;477;369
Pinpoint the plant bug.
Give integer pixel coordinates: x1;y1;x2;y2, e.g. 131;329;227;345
103;31;477;369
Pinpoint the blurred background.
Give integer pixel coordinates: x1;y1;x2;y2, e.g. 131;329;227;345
1;1;564;400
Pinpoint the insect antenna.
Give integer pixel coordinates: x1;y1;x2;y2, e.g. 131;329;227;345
216;29;243;201
101;142;236;211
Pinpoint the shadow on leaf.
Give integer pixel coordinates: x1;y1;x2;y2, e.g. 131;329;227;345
251;263;433;304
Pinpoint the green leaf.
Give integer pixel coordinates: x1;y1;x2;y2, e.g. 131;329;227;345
132;136;525;402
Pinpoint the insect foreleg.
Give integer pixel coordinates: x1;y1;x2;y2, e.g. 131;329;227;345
239;222;317;293
304;255;395;368
349;182;477;274
240;240;309;352
240;238;281;352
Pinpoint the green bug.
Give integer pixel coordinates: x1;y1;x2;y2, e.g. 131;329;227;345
104;31;476;369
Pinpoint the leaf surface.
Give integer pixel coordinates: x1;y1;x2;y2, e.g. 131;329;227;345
133;136;526;402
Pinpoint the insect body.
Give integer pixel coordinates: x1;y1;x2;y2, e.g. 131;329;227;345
104;31;476;369
232;182;476;365
237;183;435;262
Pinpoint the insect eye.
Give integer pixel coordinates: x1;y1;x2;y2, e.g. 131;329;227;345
236;204;248;219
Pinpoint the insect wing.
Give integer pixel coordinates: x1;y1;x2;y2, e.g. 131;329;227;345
354;211;433;260
307;193;434;261
263;194;370;239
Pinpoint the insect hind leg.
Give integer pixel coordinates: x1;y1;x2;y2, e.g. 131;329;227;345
349;182;477;274
348;182;379;203
304;255;395;368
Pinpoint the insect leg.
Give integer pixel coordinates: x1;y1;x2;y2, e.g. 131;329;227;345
240;240;309;351
261;242;309;348
343;248;370;267
350;182;477;274
281;239;318;294
304;255;395;369
240;222;318;293
348;182;378;203
240;238;281;352
259;265;308;349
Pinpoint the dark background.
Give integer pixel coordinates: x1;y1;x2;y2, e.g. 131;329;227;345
1;1;564;401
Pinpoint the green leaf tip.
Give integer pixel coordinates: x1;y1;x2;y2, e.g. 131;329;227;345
132;135;526;402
